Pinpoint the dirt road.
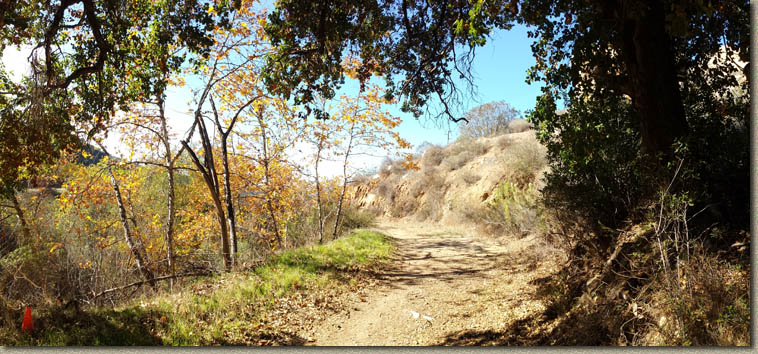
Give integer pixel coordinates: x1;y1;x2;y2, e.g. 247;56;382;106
307;219;564;346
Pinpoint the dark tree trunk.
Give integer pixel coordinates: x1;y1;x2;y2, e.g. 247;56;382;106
10;192;31;240
221;139;237;266
183;140;232;271
107;167;156;288
616;1;689;157
181;109;232;271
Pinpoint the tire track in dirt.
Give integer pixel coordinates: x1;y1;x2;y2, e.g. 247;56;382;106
307;219;564;346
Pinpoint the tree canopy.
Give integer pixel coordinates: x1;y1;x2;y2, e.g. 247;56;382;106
262;0;516;120
0;0;239;195
263;0;749;158
459;100;522;138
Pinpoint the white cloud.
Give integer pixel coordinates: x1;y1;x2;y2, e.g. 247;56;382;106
2;45;33;83
287;139;395;179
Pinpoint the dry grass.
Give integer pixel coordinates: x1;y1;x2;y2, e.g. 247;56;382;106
421;145;445;170
504;119;532;134
496;135;512;149
375;177;397;202
442;150;475;171
647;247;750;345
350;174;372;186
390;195;419;218
1;230;395;346
460;172;481;185
504;138;546;187
474;182;540;237
378;158;407;178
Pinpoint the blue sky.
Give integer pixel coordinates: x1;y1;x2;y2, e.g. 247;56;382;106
1;22;546;175
401;24;544;147
157;23;547;175
334;24;545;149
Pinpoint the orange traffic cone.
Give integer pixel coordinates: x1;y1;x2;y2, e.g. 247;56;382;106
21;307;33;332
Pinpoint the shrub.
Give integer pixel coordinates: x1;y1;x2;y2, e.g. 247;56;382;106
415;189;445;222
350;174;372;186
375;178;396;202
459;100;522;138
379;157;409;178
641;189;749;345
389;195;419;218
389;159;408;176
409;169;445;197
653;248;750;345
406;169;447;221
442;150;474;171
339;206;376;231
448;137;488;156
420;145;444;170
530;94;647;229
476;182;539;236
378;158;393;178
506;138;546;187
503;119;532;134
496;135;512;149
442;139;488;171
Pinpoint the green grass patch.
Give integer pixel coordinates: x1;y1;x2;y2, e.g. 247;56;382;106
1;229;394;346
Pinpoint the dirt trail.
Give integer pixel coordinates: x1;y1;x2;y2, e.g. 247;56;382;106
307;219;564;346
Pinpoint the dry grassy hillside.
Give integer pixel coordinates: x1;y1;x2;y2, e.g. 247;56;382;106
351;128;548;236
347;124;749;346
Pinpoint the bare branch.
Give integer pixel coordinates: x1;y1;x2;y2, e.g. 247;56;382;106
92;272;213;299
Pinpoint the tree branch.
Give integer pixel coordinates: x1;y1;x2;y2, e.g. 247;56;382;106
92;272;213;299
46;0;109;90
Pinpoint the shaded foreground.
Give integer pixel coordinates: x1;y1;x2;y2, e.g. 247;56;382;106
1;230;394;345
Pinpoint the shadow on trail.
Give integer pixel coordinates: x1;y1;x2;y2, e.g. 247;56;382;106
215;330;308;346
370;235;507;289
435;310;610;346
434;266;612;346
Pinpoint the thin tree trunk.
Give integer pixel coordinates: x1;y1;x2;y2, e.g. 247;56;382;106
256;110;282;246
10;191;31;240
158;97;176;287
315;139;325;244
107;167;156;288
197;105;232;270
181;100;232;271
220;139;237;267
333;124;355;239
182;140;232;271
208;96;255;268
